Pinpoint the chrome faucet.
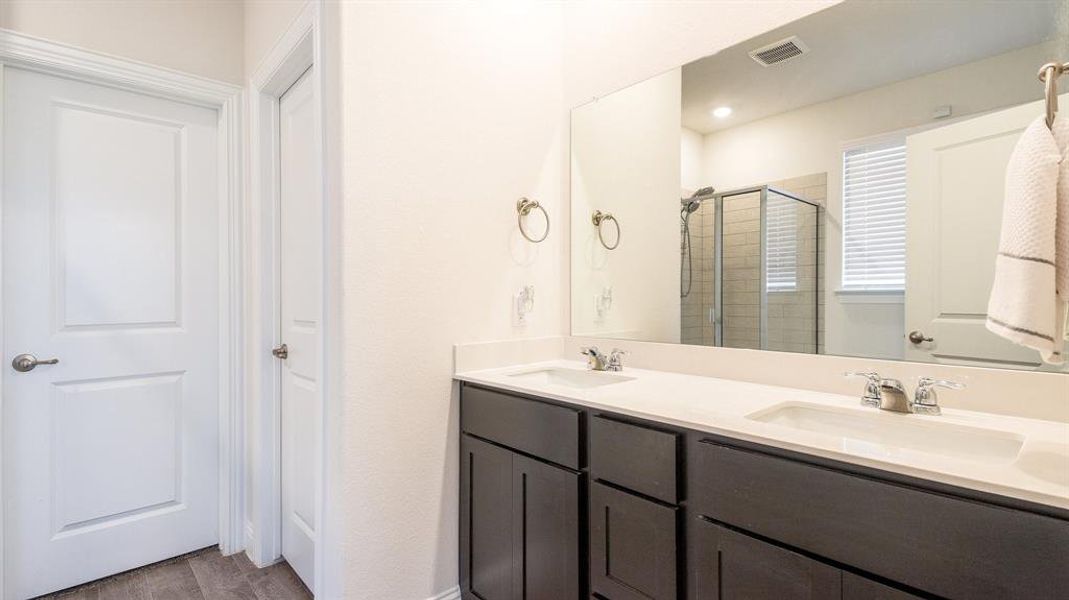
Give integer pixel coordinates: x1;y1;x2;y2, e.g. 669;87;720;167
580;346;628;372
876;378;910;413
846;372;965;415
911;377;965;416
844;372;911;414
580;346;609;371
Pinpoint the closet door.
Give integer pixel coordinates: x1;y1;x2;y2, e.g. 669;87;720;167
279;66;322;591
3;66;221;599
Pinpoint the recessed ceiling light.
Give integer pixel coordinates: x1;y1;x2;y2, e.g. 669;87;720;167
712;106;733;119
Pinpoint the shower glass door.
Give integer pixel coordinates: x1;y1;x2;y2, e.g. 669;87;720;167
680;185;820;352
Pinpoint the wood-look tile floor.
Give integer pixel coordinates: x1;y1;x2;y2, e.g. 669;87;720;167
34;547;313;600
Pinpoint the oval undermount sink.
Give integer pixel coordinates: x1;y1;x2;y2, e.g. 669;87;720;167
507;367;635;389
747;402;1025;464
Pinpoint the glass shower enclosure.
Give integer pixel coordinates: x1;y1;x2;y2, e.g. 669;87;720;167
680;185;821;353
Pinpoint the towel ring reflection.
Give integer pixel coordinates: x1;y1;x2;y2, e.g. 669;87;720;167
516;197;549;243
592;210;620;250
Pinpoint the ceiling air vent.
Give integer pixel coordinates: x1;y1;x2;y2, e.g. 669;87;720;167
749;36;809;67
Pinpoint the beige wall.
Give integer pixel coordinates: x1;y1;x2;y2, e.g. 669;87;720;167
337;3;566;598
1;0;308;83
335;2;836;598
244;0;305;76
571;68;682;342
0;0;245;84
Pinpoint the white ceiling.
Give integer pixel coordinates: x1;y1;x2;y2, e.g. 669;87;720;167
681;0;1065;134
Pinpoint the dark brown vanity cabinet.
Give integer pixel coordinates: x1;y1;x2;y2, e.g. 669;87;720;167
689;437;1069;600
589;416;682;600
590;482;679;600
460;387;583;600
690;519;839;600
689;519;923;600
459;382;1069;600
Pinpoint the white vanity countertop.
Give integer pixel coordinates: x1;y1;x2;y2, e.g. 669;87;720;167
455;360;1069;511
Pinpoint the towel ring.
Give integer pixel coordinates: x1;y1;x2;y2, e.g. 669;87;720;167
1038;62;1068;129
1040;62;1060;128
591;210;620;250
516;197;549;243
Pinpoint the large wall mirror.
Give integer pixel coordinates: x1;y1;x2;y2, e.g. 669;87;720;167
570;0;1068;371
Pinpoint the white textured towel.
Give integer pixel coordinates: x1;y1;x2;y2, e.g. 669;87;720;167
986;115;1069;363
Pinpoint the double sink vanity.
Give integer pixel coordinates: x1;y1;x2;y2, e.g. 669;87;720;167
455;355;1069;600
467;4;1069;597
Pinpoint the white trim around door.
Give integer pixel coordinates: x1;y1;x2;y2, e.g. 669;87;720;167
246;1;340;595
0;28;245;594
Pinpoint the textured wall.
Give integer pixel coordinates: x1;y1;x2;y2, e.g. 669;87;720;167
335;2;837;598
337;3;566;598
0;0;245;84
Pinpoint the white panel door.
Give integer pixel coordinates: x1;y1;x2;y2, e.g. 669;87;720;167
279;68;320;592
2;67;220;598
904;95;1066;367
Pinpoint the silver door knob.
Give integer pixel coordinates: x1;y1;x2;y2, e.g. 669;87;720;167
908;330;934;344
12;353;59;373
272;344;288;360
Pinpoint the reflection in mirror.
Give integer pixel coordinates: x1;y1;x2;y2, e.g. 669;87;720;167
570;0;1068;371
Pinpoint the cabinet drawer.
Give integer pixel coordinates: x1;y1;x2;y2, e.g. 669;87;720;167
591;415;679;504
591;482;678;600
461;385;581;469
690;439;1069;599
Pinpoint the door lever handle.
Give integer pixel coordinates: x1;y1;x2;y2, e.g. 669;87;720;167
908;330;934;344
12;353;59;373
272;344;288;360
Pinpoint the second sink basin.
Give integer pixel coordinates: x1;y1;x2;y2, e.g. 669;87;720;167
507;367;635;389
747;402;1025;464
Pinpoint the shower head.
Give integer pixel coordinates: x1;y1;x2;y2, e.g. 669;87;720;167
681;186;715;214
688;186;717;200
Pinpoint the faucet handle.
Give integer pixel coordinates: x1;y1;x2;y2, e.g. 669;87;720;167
607;348;628;372
844;371;881;408
917;377;965;391
844;371;880;382
911;377;964;416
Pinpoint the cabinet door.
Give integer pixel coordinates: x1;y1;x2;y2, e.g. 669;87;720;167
691;519;839;600
513;454;582;600
460;435;515;600
591;482;678;600
842;572;923;600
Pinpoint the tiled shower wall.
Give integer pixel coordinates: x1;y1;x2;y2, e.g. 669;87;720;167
680;173;826;354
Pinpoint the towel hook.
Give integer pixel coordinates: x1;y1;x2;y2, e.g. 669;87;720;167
516;197;549;243
1038;61;1068;129
591;210;621;250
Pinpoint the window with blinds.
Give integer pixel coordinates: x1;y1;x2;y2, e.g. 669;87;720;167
765;194;797;291
841;139;907;290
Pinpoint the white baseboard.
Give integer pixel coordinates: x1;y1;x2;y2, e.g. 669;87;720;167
427;586;461;600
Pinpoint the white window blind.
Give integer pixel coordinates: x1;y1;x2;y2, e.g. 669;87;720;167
765;194;797;291
842;139;906;290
